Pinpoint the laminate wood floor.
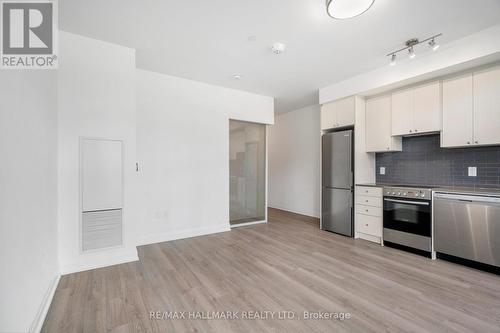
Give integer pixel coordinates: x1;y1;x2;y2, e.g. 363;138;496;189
42;208;500;332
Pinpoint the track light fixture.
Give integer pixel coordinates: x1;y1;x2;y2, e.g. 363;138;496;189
387;33;441;65
390;53;396;66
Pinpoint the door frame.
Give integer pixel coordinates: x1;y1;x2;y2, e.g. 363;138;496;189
228;120;268;228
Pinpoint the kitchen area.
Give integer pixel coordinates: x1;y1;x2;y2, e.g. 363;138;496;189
321;64;500;274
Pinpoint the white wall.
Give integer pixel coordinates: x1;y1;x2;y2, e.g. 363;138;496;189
57;32;138;274
0;71;59;332
268;105;320;217
136;69;274;245
320;23;500;104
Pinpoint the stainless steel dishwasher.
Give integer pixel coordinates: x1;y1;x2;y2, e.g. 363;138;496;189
434;192;500;268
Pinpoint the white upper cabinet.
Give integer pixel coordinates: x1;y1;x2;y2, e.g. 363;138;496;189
391;82;441;136
473;67;500;146
414;82;442;134
321;96;355;130
365;95;402;152
442;74;474;147
335;96;356;127
391;89;414;136
442;67;500;148
321;102;336;130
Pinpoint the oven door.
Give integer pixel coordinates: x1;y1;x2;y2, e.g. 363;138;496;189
383;197;431;237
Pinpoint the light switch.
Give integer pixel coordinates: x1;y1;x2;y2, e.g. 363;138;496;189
380;167;386;175
468;167;477;177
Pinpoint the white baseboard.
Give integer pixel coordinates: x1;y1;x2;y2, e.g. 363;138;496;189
137;224;230;247
30;274;61;333
60;247;139;275
268;205;320;219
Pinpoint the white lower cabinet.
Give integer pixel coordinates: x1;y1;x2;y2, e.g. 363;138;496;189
356;214;382;237
355;186;383;244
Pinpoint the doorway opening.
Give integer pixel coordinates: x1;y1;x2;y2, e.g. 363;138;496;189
229;120;266;227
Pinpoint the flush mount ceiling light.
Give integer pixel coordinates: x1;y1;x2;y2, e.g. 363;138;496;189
232;74;242;80
387;33;442;65
326;0;375;19
271;42;286;54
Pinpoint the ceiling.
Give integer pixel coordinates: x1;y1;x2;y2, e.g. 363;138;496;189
59;0;500;113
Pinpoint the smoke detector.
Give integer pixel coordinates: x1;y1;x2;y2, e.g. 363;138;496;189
271;42;286;54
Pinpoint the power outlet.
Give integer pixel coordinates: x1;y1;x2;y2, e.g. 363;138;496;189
379;167;386;175
468;167;477;177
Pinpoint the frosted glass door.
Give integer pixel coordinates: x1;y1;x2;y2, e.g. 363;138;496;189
229;120;266;225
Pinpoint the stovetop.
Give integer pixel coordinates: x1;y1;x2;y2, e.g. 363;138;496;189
383;185;434;200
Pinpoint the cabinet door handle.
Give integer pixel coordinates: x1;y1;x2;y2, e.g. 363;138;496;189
475;141;478;144
467;141;471;144
409;130;413;133
415;129;418;132
365;223;369;227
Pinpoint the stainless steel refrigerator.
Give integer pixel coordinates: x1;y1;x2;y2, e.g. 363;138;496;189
321;129;353;237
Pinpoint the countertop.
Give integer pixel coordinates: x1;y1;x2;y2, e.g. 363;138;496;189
433;186;500;197
355;183;387;188
356;183;500;196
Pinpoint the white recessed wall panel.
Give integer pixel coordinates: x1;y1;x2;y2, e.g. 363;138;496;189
81;139;123;212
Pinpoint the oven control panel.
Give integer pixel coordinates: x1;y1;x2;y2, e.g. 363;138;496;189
383;187;433;200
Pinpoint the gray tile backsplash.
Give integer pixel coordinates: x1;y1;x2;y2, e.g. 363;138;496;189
376;135;500;188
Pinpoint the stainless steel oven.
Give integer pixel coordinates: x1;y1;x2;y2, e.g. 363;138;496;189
383;186;433;252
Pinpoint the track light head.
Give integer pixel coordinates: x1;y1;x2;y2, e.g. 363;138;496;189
390;53;396;66
408;46;416;59
428;38;439;51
